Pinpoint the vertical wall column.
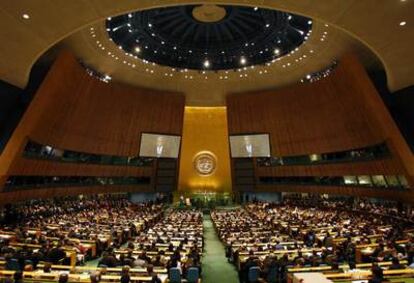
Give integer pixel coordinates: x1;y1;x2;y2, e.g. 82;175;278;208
178;107;232;194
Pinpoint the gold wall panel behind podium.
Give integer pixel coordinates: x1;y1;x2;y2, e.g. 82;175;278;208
178;107;232;194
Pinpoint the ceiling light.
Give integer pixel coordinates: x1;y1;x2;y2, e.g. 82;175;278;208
22;14;30;20
308;20;312;25
240;56;247;65
203;59;210;68
134;46;141;53
254;7;258;11
306;74;311;79
265;24;270;28
400;21;406;26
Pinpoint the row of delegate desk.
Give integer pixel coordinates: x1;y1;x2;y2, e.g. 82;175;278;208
0;205;164;267
0;209;204;282
211;205;414;282
289;263;414;283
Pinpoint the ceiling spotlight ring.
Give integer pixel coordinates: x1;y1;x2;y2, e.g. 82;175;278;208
106;4;312;71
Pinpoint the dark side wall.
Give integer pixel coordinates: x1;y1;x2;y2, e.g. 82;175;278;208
0;58;52;154
385;87;414;152
0;80;26;153
370;71;414;152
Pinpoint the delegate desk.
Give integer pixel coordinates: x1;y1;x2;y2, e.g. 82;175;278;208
0;270;168;283
10;243;77;267
355;239;409;263
325;268;414;282
114;249;191;263
237;248;324;271
35;263;168;275
44;236;97;258
288;260;408;273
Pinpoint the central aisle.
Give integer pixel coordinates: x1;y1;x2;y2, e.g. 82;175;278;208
202;214;239;283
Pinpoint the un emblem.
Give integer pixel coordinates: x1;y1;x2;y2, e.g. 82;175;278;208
194;152;216;176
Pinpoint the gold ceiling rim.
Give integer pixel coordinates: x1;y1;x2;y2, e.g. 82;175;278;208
21;1;387;91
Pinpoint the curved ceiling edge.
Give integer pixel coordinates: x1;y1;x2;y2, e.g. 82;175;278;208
0;0;409;92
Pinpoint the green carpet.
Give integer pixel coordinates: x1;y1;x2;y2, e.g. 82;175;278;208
202;215;239;283
85;257;101;267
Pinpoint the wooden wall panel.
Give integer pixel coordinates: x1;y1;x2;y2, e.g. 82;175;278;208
0;185;154;205
256;158;405;177
228;54;414;200
227;57;383;157
0;50;185;199
10;158;154;177
254;185;414;204
30;51;185;156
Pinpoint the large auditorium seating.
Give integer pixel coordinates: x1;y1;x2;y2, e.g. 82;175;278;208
212;198;414;283
0;196;203;283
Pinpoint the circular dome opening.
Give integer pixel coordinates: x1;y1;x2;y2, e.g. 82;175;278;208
106;5;312;71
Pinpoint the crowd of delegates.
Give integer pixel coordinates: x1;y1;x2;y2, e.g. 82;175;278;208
0;195;204;283
107;209;203;281
212;197;414;283
0;195;169;282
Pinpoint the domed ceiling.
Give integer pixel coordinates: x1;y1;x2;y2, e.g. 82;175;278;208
0;1;412;106
105;5;312;70
63;4;378;105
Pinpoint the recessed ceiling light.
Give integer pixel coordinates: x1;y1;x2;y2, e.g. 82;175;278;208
22;14;30;20
274;48;280;55
254;7;258;11
400;21;407;26
203;59;210;68
240;56;247;65
134;46;141;53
